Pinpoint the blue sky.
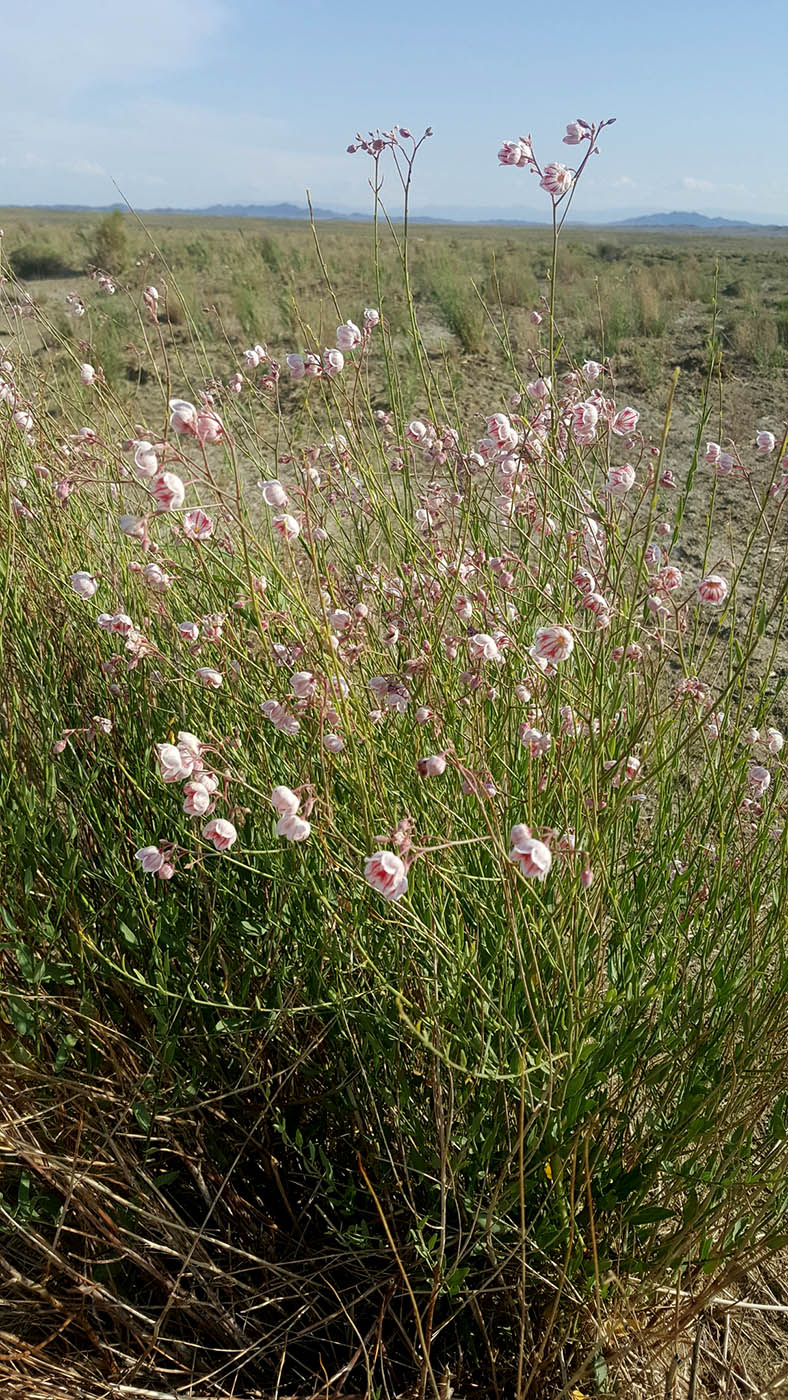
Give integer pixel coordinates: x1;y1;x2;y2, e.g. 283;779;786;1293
2;0;786;220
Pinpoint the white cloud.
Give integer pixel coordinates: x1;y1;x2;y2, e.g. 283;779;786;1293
681;176;715;193
59;160;106;177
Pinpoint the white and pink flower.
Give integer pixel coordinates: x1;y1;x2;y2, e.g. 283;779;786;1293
276;812;311;841
697;575;728;606
273;514;301;542
150;472;185;512
509;825;552;880
195;667;223;689
182;508;214;541
203;818;237;851
70;570;98;599
611;407;639;437
540;163;573;198
531;625;574;664
364;850;408;901
169;398;198;434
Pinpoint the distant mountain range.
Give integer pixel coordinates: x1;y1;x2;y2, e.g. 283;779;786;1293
613;211;757;229
5;201;787;231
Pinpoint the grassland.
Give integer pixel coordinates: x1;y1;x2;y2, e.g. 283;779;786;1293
4;203;788;1399
5;207;788;403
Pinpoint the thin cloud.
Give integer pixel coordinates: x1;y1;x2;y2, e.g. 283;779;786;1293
59;160;106;177
681;176;715;193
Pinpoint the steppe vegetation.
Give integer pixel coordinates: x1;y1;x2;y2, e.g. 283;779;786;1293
3;121;788;1399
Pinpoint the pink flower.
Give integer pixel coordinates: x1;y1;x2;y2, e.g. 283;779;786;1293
158;862;175;881
705;441;721;465
336;320;362;351
657;565;683;592
756;430;776;454
540;163;573;198
520;726;552;756
606;462;636;496
468;632;501;663
135;845;164;874
487;412;517;447
581;592;609;617
271;785;300;816
203;817;237;851
573;568;596;594
530;310;542;325
276;812;311;841
563;121;588;145
177;620;200;642
261;700;301;735
133;440;159;477
150;472;185;512
405;419;428;443
303;353;322;378
177;731;203;767
570;400;599;443
611;407;639;437
323;733;345;753
417;753;446;777
80;363;96;385
531;624;574;664
142;562;171;592
696;575;728;606
70;570;98;598
329;608;351;632
196;666;223;688
364;850;408;901
287;353;306;380
273;513;300;542
196;408;223;445
748;764;771;796
716;451;735;476
183;780;212;816
526;376;551;400
290;670;316;699
156;742;190;783
498;139;532;167
323;348;344;377
119;514;146;539
182;508;214;541
582;359;603;381
259;479;288;508
169;398;198;434
364;308;380;328
509;826;552;880
766;726;784;754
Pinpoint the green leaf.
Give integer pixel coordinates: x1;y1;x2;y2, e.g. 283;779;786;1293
133;1104;152;1134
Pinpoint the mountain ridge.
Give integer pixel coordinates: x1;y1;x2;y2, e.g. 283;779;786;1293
2;201;786;231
